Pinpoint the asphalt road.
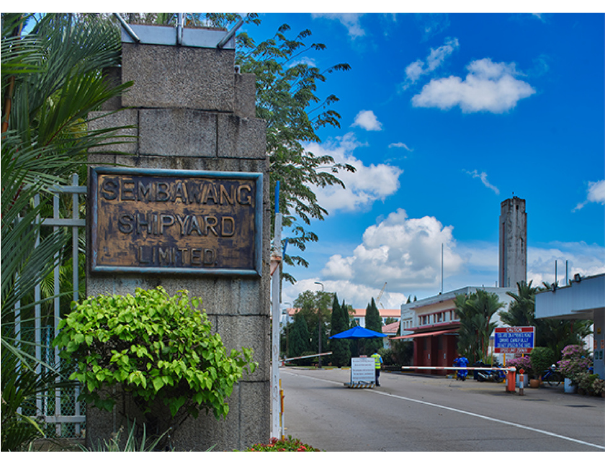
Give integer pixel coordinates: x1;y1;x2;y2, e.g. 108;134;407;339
279;367;605;452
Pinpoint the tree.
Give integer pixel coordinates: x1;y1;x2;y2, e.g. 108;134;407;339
1;13;133;450
329;294;351;367
340;300;353;330
455;290;504;363
499;281;592;359
500;280;537;328
363;298;383;355
293;290;332;360
235;20;354;283
287;312;311;360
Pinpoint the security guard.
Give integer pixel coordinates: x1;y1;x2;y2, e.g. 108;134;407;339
371;351;383;387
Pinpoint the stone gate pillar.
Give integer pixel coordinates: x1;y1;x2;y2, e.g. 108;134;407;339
86;24;270;451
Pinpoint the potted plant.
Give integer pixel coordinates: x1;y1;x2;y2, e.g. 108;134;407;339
557;344;592;393
529;347;555;388
506;356;532;387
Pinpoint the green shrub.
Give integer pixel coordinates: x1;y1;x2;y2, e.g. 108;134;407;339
53;287;257;442
390;340;414;366
529;347;555;380
378;348;394;365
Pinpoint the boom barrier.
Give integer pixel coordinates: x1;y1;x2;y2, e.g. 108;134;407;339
281;352;333;363
401;366;516;372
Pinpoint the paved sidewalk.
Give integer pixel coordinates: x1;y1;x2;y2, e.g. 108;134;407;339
386;370;605;406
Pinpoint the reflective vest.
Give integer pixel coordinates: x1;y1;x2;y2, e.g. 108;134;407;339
371;353;382;369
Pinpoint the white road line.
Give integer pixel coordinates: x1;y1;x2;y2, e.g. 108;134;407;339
284;371;605;451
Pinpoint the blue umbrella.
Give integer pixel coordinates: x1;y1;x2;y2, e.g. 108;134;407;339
329;326;387;339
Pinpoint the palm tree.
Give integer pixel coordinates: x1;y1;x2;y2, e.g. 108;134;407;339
455;290;503;363
2;13;133;450
499;281;592;359
501;280;537;327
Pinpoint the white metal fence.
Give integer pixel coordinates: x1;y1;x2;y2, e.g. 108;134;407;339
14;173;87;438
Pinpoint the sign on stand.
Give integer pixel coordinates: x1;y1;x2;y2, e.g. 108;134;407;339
351;357;376;384
494;327;535;354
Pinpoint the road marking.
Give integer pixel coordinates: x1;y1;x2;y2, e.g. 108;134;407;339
284;370;605;451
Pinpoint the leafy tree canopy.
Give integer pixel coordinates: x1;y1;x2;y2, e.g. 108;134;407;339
363;298;383;355
122;13;355;283
500;280;592;359
455;290;503;363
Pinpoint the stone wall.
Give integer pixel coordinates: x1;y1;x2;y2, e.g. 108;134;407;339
86;35;270;451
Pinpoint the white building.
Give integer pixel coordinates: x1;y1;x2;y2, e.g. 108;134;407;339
535;273;605;379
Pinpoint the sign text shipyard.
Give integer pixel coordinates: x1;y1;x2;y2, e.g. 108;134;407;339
91;169;259;273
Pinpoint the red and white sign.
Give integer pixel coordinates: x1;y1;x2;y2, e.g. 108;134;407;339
494;326;535;354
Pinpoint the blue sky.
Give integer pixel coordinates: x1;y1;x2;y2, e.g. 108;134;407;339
238;11;605;309
21;5;604;309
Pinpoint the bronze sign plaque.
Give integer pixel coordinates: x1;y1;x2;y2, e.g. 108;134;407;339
89;167;263;276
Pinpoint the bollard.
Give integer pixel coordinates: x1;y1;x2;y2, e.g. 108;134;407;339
518;368;524;396
506;367;516;393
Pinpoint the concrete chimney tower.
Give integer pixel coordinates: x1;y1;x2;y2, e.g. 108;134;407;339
499;196;527;287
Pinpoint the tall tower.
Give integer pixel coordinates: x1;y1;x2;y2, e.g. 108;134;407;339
499;197;527;287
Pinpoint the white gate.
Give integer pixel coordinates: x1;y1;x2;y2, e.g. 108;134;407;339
14;173;87;439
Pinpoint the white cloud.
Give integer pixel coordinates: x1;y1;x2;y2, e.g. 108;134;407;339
464;169;500;195
405;60;425;84
281;229;605;310
573;179;605;211
527;242;605;286
289;57;316;68
388;142;414;151
280;278;406;312
426;38;460;71
311;13;365;38
351;110;383;131
321;209;465;293
305;133;402;213
412;58;536;113
402;38;459;89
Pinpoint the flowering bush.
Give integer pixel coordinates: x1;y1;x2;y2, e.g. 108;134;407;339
506;356;533;376
592;378;605;395
556;345;592;385
576;372;595;393
244;436;319;452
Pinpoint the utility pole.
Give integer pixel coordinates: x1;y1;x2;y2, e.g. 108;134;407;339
271;182;283;439
315;281;324;369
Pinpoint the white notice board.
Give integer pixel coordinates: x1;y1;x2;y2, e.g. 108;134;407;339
351;357;376;383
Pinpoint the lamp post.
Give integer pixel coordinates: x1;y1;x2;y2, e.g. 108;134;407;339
314;282;324;368
281;302;291;357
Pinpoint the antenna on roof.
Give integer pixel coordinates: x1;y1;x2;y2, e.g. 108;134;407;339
441;243;444;294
